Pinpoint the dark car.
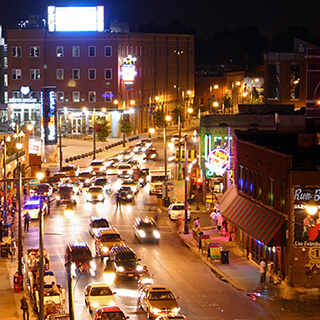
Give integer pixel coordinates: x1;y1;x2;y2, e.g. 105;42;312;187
77;171;96;187
89;216;111;237
143;148;158;160
107;246;143;279
56;184;77;206
117;186;134;202
94;177;111;193
134;217;160;244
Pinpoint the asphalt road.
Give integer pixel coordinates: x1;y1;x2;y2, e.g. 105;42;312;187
21;131;274;320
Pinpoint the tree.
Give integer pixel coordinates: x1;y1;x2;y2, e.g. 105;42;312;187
96;116;111;142
154;109;165;128
172;104;185;124
119;118;132;135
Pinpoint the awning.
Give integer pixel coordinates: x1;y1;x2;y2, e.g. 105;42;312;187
219;186;286;247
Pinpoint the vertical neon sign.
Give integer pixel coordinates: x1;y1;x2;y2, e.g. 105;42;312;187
42;87;57;145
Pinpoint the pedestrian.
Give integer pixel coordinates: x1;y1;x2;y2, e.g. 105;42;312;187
23;186;28;197
24;212;31;232
217;212;223;232
154;212;160;223
267;258;274;283
222;219;228;236
192;218;197;229
260;258;266;284
195;217;200;228
210;209;217;228
194;225;204;236
115;193;121;209
20;293;29;320
45;168;50;177
0;219;3;243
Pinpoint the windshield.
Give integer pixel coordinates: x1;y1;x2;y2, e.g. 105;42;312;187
101;312;125;320
79;172;91;178
149;291;175;300
139;222;155;229
89;187;102;193
70;250;92;261
59;186;73;193
101;234;121;242
151;176;165;182
90;287;112;296
172;205;184;210
91;161;104;166
92;220;109;228
116;252;136;261
118;165;131;170
95;179;108;185
24;204;39;210
123;180;135;185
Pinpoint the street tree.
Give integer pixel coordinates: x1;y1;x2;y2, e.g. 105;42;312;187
96;116;111;142
154;109;165;128
119;118;132;135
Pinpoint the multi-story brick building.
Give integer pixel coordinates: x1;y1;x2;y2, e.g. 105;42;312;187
6;22;194;137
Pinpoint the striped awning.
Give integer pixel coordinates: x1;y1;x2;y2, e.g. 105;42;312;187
219;187;286;247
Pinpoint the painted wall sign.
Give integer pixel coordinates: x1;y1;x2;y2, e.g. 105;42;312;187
42;87;57;145
205;148;230;176
293;186;320;247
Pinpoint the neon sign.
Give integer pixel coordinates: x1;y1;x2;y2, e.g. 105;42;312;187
205;148;230;176
42;87;57;145
121;55;137;86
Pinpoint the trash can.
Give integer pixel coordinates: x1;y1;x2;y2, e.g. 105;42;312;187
14;273;23;293
220;249;229;264
1;245;10;257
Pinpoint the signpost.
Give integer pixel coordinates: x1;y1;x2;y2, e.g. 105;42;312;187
207;243;221;260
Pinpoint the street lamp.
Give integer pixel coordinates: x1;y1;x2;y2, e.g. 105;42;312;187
184;135;189;234
163;115;171;207
36;171;45;320
93;108;96;160
58;112;63;171
148;127;155;139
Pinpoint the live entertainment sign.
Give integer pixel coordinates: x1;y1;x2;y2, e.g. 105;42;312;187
41;87;57;145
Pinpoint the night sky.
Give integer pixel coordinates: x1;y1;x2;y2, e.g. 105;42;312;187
0;0;319;39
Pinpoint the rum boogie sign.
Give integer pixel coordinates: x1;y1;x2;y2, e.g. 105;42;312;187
205;148;230;176
293;186;320;247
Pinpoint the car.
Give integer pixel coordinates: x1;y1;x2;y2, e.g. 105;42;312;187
77;171;96;187
168;202;191;221
121;179;140;194
143;148;158;161
32;183;53;197
84;283;116;313
117;186;134;202
42;176;61;192
94;177;111;193
106;164;119;175
22;197;48;220
90;160;107;174
134;217;160;243
72;180;83;195
155;314;188;320
134;142;149;154
87;186;105;202
140;138;152;148
65;241;96;276
93;306;128;320
117;164;133;178
53;172;68;184
138;285;180;319
94;227;125;257
171;133;187;144
127;159;141;170
119;149;134;160
89;217;111;237
107;246;143;279
56;184;77;206
149;181;163;196
60;164;79;177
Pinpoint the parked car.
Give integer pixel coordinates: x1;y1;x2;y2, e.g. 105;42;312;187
134;217;160;243
168;202;191;221
93;306;128;320
84;283;116;313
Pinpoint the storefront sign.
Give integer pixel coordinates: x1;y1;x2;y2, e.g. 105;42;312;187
29;139;41;155
293;186;320;247
200;234;210;250
205;148;230;176
42;87;57;145
207;243;221;260
8;98;38;103
121;55;137;86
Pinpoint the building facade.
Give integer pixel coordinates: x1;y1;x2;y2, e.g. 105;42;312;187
6;27;194;136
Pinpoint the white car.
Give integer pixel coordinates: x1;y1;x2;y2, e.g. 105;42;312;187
117;164;133;178
22;198;48;220
168;202;191;220
84;283;116;313
86;186;105;202
121;179;140;194
94;177;111;193
90;160;106;174
171;133;187;144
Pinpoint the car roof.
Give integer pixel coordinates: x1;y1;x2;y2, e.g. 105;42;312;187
95;306;123;313
96;227;120;235
90;216;108;222
88;282;111;288
89;185;103;189
146;286;171;292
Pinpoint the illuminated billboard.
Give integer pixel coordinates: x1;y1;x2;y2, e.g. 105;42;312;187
48;6;104;32
205;148;230;176
121;55;137;86
41;87;57;145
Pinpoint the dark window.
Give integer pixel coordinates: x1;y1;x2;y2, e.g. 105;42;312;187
88;46;96;57
290;64;300;99
105;69;112;80
268;64;280;99
72;69;80;80
30;46;40;57
105;46;112;57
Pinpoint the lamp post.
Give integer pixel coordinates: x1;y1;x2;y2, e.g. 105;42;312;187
184;135;189;234
178;112;182;181
163;115;171;207
58;112;63;171
93;108;96;160
36;171;45;320
2;136;10;222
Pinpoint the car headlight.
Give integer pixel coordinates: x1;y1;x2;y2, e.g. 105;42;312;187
128;169;133;174
74;187;79;193
117;266;125;272
87;194;92;200
56;195;60;200
138;230;146;238
151;307;161;314
150;154;156;158
153;230;160;239
136;265;143;272
142;153;146;157
85;178;90;183
90;261;97;270
127;194;133;199
139;178;144;183
98;194;103;200
91;301;99;309
100;167;104;172
101;246;109;253
172;307;180;313
109;301;116;306
72;195;77;200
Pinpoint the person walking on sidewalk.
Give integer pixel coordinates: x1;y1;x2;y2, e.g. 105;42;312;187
267;258;274;283
210;209;217;228
20;293;29;320
217;212;223;232
260;258;266;284
24;212;31;232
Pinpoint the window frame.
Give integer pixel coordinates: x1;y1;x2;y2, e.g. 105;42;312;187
72;69;80;80
30;46;40;57
72;46;80;57
30;69;40;80
88;91;96;102
88;69;96;80
12;69;22;80
72;91;80;102
105;68;112;80
57;91;64;102
104;46;112;57
56;46;64;58
88;46;96;57
56;69;64;80
105;91;113;103
12;46;22;57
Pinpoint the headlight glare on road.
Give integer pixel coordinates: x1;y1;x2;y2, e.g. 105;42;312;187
153;230;160;239
138;230;146;238
127;194;132;199
103;271;116;285
91;301;99;309
172;307;180;313
151;307;161;314
136;265;143;272
90;261;97;270
117;266;125;272
101;246;109;253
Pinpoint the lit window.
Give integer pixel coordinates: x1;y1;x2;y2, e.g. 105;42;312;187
12;69;22;80
89;91;96;102
30;46;40;57
57;69;64;80
88;46;96;57
105;68;112;80
12;46;21;57
57;91;64;102
56;46;64;57
72;46;80;57
72;69;80;80
105;91;112;103
88;69;96;80
105;46;112;57
73;91;80;102
30;69;40;80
